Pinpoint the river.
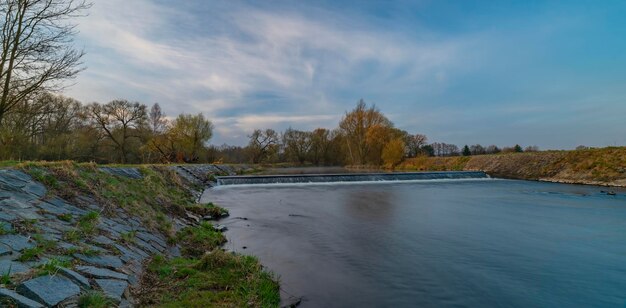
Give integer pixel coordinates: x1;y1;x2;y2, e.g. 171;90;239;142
201;178;626;307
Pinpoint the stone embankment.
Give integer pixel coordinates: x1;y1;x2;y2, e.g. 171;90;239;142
0;164;240;307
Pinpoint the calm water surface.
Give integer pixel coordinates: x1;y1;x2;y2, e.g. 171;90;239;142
201;179;626;307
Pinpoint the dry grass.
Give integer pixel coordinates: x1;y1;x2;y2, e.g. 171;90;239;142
399;147;626;186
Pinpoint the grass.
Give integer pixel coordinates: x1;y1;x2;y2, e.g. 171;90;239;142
12;161;273;307
58;213;73;222
77;291;115;308
186;202;229;220
17;234;58;262
62;211;100;243
77;211;100;235
139;252;280;307
120;230;137;244
18;161;205;240
176;222;226;258
12;219;40;234
0;267;12;285
398;147;626;185
36;258;72;276
137;222;279;307
0;222;13;235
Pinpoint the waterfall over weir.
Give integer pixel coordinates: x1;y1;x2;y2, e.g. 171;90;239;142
215;171;489;186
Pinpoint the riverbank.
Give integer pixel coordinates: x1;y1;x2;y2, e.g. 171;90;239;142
0;162;279;307
397;147;626;187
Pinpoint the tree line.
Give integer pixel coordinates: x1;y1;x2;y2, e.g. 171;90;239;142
0;94;540;165
0;93;214;163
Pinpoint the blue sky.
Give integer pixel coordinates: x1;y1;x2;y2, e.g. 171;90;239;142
67;0;626;148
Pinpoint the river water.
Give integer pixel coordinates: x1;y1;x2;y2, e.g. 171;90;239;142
201;179;626;307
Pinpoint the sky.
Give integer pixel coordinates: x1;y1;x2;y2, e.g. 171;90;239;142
67;0;626;149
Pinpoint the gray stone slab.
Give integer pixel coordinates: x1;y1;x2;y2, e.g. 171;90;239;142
58;242;78;251
74;254;123;269
17;275;80;307
14;210;42;221
0;244;11;256
36;200;71;215
21;182;46;199
113;244;146;264
44;198;87;216
133;237;160;254
92;235;115;246
166;245;181;258
76;265;128;280
0;235;35;252
95;279;128;302
0;287;44;308
56;267;91;289
135;231;167;250
102;220;133;234
0;260;31;275
0;211;17;221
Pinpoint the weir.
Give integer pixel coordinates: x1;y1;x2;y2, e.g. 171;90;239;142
215;171;489;186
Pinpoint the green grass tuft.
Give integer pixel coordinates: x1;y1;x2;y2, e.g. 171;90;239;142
77;291;115;308
139;251;280;307
176;222;226;258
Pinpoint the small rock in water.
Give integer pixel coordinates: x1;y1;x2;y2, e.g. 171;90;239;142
242;246;247;249
213;225;228;232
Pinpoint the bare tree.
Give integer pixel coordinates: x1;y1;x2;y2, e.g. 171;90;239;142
149;103;167;134
282;127;312;164
247;128;279;163
470;144;486;155
0;0;91;127
406;133;428;157
85;100;147;163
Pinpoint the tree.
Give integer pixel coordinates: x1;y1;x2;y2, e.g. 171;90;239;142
0;0;91;127
382;138;406;168
525;145;536;152
485;145;501;154
247;129;279;163
421;144;434;157
86;100;147;163
339;99;392;165
462;145;471;156
514;144;523;153
282;127;312;164
309;128;331;165
470;144;486;155
169;113;213;162
406;133;428;157
148;103;167;134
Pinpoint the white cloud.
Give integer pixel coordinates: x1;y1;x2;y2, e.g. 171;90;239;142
69;0;467;144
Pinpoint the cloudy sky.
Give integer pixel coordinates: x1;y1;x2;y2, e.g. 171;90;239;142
67;0;626;148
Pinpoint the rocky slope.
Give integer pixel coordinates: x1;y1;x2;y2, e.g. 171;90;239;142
0;163;240;307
